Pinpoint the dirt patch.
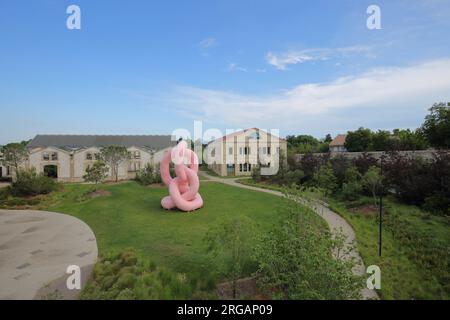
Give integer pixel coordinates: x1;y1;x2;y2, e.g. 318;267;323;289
217;276;268;300
145;183;165;188
349;204;379;216
89;190;111;198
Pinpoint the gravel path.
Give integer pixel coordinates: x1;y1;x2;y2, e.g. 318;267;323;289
199;171;379;300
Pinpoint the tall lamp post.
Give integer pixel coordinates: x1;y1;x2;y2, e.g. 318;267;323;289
379;155;384;257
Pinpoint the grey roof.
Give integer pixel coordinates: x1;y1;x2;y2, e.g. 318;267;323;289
27;135;175;151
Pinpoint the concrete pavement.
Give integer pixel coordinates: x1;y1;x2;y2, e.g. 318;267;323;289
0;209;98;299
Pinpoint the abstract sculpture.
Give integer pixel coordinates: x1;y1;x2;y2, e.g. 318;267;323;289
160;140;203;211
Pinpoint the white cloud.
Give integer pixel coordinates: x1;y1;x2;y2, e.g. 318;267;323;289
227;62;247;72
266;45;373;70
198;38;217;56
170;59;450;130
199;37;216;49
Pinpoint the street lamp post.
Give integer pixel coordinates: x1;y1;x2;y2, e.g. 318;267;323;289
379;155;383;257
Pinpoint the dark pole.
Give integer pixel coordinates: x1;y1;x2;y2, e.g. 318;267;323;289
379;155;383;257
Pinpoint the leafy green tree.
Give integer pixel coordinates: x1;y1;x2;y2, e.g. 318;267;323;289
100;145;129;182
83;161;108;190
314;163;337;196
420;102;450;148
362;166;382;207
324;134;332;143
254;192;362;299
345;127;373;152
371;130;391;151
341;166;363;200
204;216;256;298
1;143;28;178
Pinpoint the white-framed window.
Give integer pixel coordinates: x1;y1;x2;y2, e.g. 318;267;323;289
51;152;58;161
267;147;271;155
228;147;233;155
134;151;141;159
42;152;50;161
211;148;215;157
94;153;101;160
86;153;93;160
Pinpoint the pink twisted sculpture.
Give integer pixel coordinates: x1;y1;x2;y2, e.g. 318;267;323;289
160;141;203;211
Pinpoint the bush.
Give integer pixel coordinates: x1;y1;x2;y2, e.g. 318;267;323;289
254;192;362;299
10;169;58;197
80;249;200;300
135;164;162;185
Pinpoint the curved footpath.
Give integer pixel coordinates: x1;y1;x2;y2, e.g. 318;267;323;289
0;209;98;300
200;171;379;300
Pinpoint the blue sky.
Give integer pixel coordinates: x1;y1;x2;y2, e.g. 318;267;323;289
1;0;450;144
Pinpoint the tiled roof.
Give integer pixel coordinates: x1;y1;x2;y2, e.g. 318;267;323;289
27;135;175;150
329;134;346;146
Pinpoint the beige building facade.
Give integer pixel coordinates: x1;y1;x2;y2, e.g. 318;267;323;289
206;128;287;177
23;135;175;182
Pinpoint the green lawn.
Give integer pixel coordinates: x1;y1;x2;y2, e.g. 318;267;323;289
43;181;288;281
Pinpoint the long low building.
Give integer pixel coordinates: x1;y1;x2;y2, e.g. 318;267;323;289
19;134;176;182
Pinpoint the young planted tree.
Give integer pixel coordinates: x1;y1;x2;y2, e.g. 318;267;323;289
100;145;129;182
254;191;362;299
204;216;256;298
1;143;28;179
83;161;108;190
362;165;383;208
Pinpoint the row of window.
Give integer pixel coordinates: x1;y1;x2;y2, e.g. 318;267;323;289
211;146;278;157
43;151;142;161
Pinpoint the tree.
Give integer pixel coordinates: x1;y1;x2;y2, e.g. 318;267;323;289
254;192;361;299
314;163;337;196
344;127;373;152
204;217;256;298
324;134;332;143
1;143;28;178
371;130;391;151
420;102;450;148
362;166;383;207
100;145;129;182
83;161;108;189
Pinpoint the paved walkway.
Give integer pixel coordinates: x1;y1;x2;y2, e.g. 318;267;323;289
0;209;98;299
199;171;378;300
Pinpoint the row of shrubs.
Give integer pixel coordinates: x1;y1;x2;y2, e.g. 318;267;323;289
1;168;59;198
80;249;214;299
253;151;450;215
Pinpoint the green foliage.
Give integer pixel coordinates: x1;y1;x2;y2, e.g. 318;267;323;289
420;102;450;148
10;168;58;197
314;163;337;196
345;127;373;152
341;166;363;201
80;249;199;299
135;163;162;185
1;143;28;176
286;134;329;154
328;196;450;299
254;193;362;299
251;165;261;182
83;161;108;187
345;127;428;152
100;145;129;182
204;216;257;298
362;166;382;207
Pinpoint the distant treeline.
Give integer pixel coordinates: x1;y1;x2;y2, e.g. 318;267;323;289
287;102;450;153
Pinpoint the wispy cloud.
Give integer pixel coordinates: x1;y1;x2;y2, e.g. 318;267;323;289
169;59;450;130
198;37;217;56
266;45;373;70
227;62;247;72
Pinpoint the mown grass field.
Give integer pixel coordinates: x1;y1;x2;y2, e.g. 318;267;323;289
41;181;291;282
